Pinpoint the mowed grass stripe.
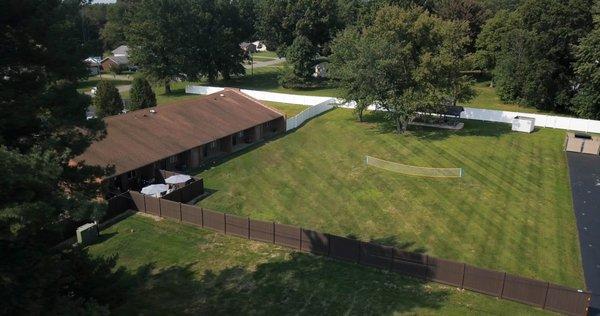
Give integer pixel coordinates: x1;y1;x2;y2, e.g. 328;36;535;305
197;108;583;288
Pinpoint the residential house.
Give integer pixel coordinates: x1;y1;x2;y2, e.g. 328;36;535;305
101;55;129;72
84;57;102;75
112;45;129;57
76;89;286;194
252;41;268;52
240;42;257;55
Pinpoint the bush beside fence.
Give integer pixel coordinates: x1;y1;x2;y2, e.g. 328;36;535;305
125;189;592;316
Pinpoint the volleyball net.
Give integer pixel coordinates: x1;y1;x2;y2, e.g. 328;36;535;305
365;156;463;178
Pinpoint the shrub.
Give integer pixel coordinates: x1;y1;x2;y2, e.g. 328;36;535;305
93;80;123;117
129;77;156;110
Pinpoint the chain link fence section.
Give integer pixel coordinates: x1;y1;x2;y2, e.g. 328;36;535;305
365;156;463;178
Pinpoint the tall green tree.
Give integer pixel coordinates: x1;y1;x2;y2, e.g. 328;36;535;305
93;81;123;117
258;0;341;56
330;6;472;132
1;0;125;313
431;0;490;51
572;1;600;119
127;0;246;90
129;77;156;110
476;0;593;112
100;0;138;50
280;36;317;87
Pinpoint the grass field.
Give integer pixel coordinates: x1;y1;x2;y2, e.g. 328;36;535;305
195;108;583;288
263;101;309;117
465;81;548;114
87;214;552;315
76;75;132;93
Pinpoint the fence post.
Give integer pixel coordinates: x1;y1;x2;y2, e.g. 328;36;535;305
158;198;162;218
460;264;466;289
272;222;276;243
223;213;227;235
299;227;303;251
246;217;250;239
499;272;507;298
541;282;550;309
200;208;204;228
142;195;147;213
179;203;182;222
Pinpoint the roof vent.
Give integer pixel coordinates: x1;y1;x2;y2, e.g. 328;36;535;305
149;109;157;114
220;94;225;97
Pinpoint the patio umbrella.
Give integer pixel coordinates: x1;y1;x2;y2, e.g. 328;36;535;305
140;184;169;196
164;174;192;184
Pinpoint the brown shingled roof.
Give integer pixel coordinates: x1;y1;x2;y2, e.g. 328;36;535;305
77;89;283;176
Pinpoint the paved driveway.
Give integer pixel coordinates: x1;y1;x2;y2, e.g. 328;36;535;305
566;152;600;315
244;58;285;69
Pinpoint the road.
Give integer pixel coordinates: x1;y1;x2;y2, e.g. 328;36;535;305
244;57;285;69
566;152;600;315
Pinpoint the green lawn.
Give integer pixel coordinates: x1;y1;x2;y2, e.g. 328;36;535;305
87;214;551;315
466;81;549;114
263;101;309;117
77;75;132;93
195;108;583;288
253;51;278;59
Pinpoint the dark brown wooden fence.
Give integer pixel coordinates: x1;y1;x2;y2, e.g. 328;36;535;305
126;190;592;316
160;178;204;203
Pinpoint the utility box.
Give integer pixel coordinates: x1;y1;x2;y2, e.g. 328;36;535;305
512;116;535;133
76;223;99;246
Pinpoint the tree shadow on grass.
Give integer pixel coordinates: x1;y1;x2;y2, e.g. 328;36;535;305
357;111;512;141
114;253;449;315
369;236;428;254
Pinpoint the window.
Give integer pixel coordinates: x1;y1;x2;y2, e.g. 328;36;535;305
169;156;177;163
210;141;217;149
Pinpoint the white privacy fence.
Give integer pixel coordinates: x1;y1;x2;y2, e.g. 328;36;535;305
185;85;225;95
286;99;336;131
240;89;332;106
186;85;600;134
186;85;331;106
460;107;600;133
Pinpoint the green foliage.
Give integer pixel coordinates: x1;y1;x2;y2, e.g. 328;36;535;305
280;36;317;87
100;0;137;49
258;0;341;55
572;1;600;119
127;0;246;90
129;77;156;110
431;0;491;51
476;0;594;112
94;80;123;117
330;6;472;132
0;0;124;313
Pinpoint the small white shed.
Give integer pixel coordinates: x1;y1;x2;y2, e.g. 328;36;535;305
512;116;535;133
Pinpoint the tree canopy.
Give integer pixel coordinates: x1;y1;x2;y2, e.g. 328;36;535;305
258;0;341;56
1;0;125;313
476;0;593;112
572;0;600;119
330;5;473;132
94;80;124;117
129;77;157;110
127;0;247;92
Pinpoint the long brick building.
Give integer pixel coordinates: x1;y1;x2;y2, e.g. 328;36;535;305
77;88;285;193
